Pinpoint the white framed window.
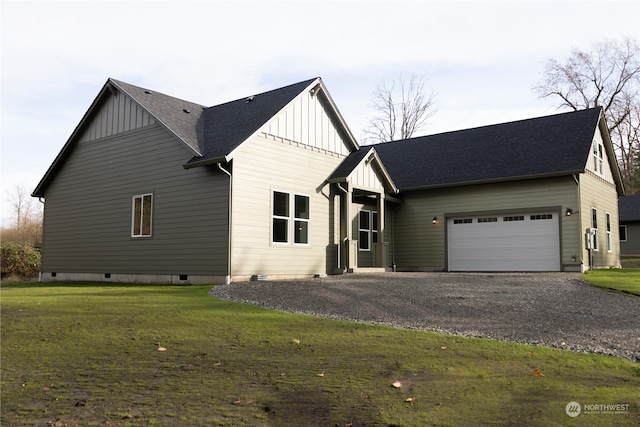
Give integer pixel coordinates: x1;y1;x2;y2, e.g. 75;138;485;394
606;212;612;252
593;140;604;175
272;191;310;245
132;193;153;237
620;225;627;242
591;207;599;251
358;210;378;251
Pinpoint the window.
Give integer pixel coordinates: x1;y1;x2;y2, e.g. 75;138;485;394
453;218;473;224
620;225;628;242
593;140;604;175
132;194;153;237
503;216;524;222
477;217;497;223
531;214;553;220
606;212;612;252
591;208;598;251
272;191;309;245
294;194;310;244
358;210;378;251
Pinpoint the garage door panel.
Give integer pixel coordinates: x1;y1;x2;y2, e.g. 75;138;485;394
448;212;560;272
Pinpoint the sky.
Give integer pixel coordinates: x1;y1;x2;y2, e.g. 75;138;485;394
1;0;640;227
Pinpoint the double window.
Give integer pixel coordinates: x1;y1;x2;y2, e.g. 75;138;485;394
272;191;310;245
359;210;378;251
132;194;153;237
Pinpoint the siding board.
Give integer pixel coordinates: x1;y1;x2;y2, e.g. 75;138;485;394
42;124;229;276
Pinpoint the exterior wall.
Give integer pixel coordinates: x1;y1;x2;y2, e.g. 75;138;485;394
620;222;640;255
229;132;346;279
41;124;230;280
579;171;621;268
78;92;156;143
393;177;581;271
264;90;350;156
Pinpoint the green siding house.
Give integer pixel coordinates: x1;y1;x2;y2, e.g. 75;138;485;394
32;78;624;283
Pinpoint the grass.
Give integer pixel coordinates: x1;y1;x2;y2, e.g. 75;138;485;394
1;282;639;426
582;268;640;296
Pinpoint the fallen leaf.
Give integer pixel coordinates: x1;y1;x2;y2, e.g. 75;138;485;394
213;361;222;366
233;399;242;405
316;370;325;377
532;369;544;377
440;346;447;350
405;397;415;404
292;339;301;344
157;345;167;352
392;381;402;388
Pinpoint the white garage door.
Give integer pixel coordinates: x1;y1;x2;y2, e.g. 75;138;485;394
448;212;560;271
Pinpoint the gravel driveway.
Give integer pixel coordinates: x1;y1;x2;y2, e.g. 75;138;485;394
209;272;640;362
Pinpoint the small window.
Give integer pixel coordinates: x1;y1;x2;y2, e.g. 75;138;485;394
132;194;153;237
477;217;497;223
620;225;628;242
591;208;599;251
530;214;553;220
593;140;604;175
503;216;524;222
606;212;612;252
294;195;310;244
272;191;289;243
359;210;372;251
453;218;473;224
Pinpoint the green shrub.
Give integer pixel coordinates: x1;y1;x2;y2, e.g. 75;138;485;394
1;242;41;279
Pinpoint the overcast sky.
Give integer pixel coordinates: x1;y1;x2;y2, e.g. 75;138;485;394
2;0;640;226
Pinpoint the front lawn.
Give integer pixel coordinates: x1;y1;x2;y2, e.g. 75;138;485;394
582;269;640;296
1;282;638;426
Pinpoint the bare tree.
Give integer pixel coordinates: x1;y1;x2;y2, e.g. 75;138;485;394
533;35;640;192
3;184;43;247
363;73;438;144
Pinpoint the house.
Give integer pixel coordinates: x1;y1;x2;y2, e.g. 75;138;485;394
32;77;624;284
618;194;640;256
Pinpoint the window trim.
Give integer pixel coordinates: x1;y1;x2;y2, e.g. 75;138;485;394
591;207;599;251
131;193;153;238
593;140;604;176
606;212;612;252
358;210;378;251
271;190;310;246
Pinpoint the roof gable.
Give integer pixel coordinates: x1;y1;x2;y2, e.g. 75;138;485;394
373;107;609;190
328;146;398;193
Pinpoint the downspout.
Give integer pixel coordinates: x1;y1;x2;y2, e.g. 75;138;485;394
218;163;232;284
573;174;585;272
336;182;349;272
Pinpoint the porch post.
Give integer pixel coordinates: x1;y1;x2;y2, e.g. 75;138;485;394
374;193;389;268
344;182;357;271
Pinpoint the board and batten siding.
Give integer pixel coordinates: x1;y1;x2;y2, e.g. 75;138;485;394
393;177;580;271
263;90;350;156
41;124;229;281
78;92;156;143
578;171;621;268
229;133;346;278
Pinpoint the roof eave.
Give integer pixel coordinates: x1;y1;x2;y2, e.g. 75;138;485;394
398;170;584;192
183;156;229;170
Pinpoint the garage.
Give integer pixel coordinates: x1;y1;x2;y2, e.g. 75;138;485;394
447;212;561;271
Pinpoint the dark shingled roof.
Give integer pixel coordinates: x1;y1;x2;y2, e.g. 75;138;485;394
186;78;319;166
111;79;206;155
327;146;373;181
369;107;603;190
619;195;640;222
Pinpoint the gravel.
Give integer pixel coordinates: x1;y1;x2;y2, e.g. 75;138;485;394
209;272;640;362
